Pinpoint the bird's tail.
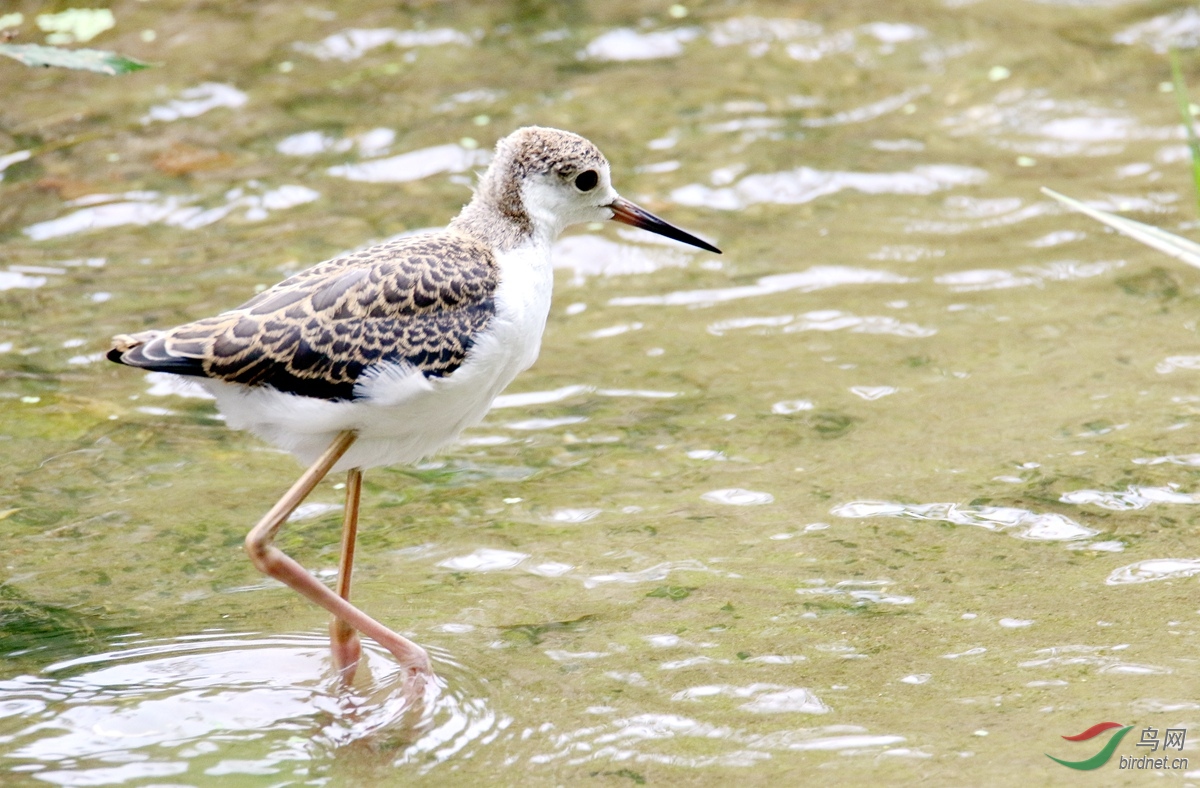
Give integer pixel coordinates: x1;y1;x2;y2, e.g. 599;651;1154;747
107;329;206;376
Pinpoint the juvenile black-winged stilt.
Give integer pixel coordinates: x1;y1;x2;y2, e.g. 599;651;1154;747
108;126;720;689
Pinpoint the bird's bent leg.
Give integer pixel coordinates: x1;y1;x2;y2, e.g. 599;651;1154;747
329;467;363;678
243;430;432;681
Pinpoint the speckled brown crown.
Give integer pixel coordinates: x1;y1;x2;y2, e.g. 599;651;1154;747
475;126;608;223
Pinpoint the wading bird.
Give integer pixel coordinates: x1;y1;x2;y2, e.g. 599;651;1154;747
108;126;720;688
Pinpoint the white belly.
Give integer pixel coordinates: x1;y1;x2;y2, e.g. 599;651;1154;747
204;244;555;472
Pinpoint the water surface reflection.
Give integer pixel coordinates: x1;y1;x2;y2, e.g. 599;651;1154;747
0;632;503;783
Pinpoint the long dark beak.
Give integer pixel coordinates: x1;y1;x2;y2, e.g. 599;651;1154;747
608;196;721;254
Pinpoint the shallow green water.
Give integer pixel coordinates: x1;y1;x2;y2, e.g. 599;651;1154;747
4;0;1200;784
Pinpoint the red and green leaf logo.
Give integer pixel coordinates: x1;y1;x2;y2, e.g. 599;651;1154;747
1046;722;1135;770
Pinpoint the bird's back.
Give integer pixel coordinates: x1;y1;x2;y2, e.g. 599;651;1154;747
110;230;501;402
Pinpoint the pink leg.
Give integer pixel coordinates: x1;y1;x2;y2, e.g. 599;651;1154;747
329;467;363;679
244;431;433;685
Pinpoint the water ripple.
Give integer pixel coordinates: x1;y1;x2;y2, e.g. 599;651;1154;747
934;260;1123;292
0;149;31;183
543;507;602;524
584;560;713;590
1132;454;1200;466
671;164;985;211
277;127;396;157
702;489;774;506
502;416;587;430
144;371;215;400
491;385;679;410
24;184;319;241
796;579;914;606
849;386;898;401
905;196;1054;234
799;86;930;128
0;632;505;782
141;83;247;124
1114;8;1200;54
580;27;700;61
942;88;1177;156
1106;558;1200;585
672;684;830;714
1019;646;1170;675
526;713;903;767
708;309;935;338
491;384;591;409
1060;484;1200;510
1156;356;1200;374
610;267;912;308
327;143;487;183
0;271;47;291
832;501;1097;541
287;502;343;522
708;15;927;64
437;549;529;572
553;235;694;284
295;27;474;62
708;16;822;48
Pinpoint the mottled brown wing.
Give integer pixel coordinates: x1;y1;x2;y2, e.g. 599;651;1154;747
109;232;499;401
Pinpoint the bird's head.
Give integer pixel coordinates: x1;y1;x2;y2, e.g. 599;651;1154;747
480;126;720;253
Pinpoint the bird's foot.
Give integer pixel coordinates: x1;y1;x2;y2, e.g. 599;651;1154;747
378;632;435;692
332;619;435;696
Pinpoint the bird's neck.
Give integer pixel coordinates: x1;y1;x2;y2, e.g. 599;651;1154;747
451;154;571;256
451;194;547;254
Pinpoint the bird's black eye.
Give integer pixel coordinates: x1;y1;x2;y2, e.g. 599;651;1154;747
574;170;598;192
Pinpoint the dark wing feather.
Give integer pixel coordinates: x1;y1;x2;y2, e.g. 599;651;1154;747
109;232;499;401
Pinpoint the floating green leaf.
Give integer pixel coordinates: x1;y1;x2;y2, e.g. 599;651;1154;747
646;585;694;601
0;43;149;75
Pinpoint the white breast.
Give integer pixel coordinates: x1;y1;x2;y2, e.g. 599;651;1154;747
204;241;556;472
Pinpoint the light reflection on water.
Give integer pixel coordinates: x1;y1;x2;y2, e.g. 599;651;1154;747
1107;558;1200;585
1061;483;1200;509
581;27;701;62
141;83;248;125
671;164;986;211
831;501;1098;541
0;631;925;780
326;144;488;184
933;259;1124;292
0;632;504;784
22;184;320;241
527;716;908;768
552;234;695;284
609;266;913;308
294;27;475;62
707;309;936;338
